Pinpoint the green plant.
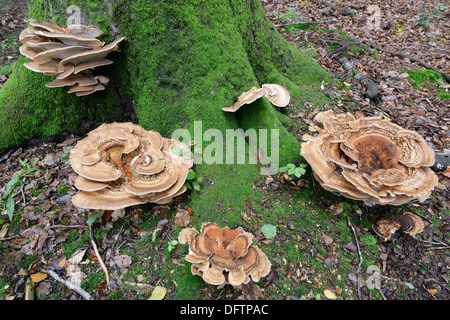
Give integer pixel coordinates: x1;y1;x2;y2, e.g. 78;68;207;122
61;147;72;165
1;158;42;221
168;239;178;252
279;163;307;178
417;3;446;28
184;170;202;191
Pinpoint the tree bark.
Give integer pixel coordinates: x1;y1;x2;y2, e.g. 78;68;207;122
0;0;329;222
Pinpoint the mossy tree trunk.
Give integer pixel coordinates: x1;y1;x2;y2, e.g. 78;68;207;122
0;0;329;222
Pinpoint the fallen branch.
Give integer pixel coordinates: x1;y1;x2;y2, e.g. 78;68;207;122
45;269;93;300
364;41;450;83
309;0;354;16
89;224;110;285
347;218;363;300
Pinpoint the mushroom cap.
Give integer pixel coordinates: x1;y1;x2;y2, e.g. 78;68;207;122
34;30;104;48
261;83;290;107
73;59;114;74
178;222;270;286
222;86;267;112
33;45;89;64
72;187;149;210
45;74;99;88
19;45;43;59
24;60;65;74
66;24;104;38
373;212;424;241
301;111;438;206
75;83;106;96
25;39;67;50
29;18;66;33
60;37;127;66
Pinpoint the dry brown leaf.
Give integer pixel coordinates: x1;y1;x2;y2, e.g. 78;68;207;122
67;248;87;265
30;272;47;283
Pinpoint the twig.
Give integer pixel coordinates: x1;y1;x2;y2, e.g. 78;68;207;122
44;269;93;300
89;224;110;285
274;21;325;28
364;40;450;83
309;0;354;16
347;218;363;300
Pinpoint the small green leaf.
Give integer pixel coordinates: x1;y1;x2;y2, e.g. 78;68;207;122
261;224;277;239
192;182;201;191
87;213;99;225
5;176;20;196
186;171;196;180
184;182;192;190
63;147;72;154
279;166;289;172
6;195;14;222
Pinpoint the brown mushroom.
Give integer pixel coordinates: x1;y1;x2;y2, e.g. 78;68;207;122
222;83;290;112
372;212;424;241
178;222;271;286
261;83;290;107
70;123;193;210
300;111;438;206
18;19;126;96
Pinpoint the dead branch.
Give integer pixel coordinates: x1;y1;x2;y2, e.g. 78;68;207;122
364;41;450;83
89;224;110;285
44;269;93;300
347;218;363;299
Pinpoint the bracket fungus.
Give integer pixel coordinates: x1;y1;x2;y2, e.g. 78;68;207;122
70;122;193;210
301;111;438;206
222;84;290;112
372;212;424;241
19;18;126;96
178;222;271;286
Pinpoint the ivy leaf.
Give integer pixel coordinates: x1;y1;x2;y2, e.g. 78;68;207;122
261;224;277;239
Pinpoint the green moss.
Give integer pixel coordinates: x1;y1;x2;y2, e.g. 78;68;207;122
406;69;443;90
56;182;68;195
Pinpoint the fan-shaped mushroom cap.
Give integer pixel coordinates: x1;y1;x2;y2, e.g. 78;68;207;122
33;45;89;64
222;86;267;112
29;18;66;33
60;37;127;66
45;75;99;88
261;83;290;107
373;212;424;241
301;111;438;205
34;30;104;48
25;39;67;50
75;83;106;96
178;222;271;286
19;45;43;59
70;123;192;210
73;59;114;74
66;24;104;38
72;187;149;210
24;60;64;74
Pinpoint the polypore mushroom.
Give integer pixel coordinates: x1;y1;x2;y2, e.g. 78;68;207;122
300;111;438;206
222;84;290;112
372;212;424;241
178;222;271;286
70;122;193;210
19;18;126;96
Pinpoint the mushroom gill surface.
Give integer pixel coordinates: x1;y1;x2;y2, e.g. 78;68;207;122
300;111;438;206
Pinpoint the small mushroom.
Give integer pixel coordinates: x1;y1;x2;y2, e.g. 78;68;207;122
19;19;126;96
70;123;193;210
372;212;424;241
301;111;438;206
178;222;271;286
222;84;290;112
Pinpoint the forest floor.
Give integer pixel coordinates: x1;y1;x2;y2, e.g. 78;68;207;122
0;0;449;301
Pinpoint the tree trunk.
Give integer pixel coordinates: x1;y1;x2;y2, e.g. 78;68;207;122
0;0;329;222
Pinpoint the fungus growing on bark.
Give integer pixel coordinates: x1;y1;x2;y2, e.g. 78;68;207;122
19;18;126;96
178;222;271;286
70;122;193;210
300;111;438;206
222;84;290;112
372;212;424;241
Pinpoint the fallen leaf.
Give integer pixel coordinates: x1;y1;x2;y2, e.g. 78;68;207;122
174;208;191;227
322;234;333;246
148;286;167;300
68;248;87;265
425;288;437;296
324;289;337;300
342;241;358;252
30;272;47;283
113;254;132;268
